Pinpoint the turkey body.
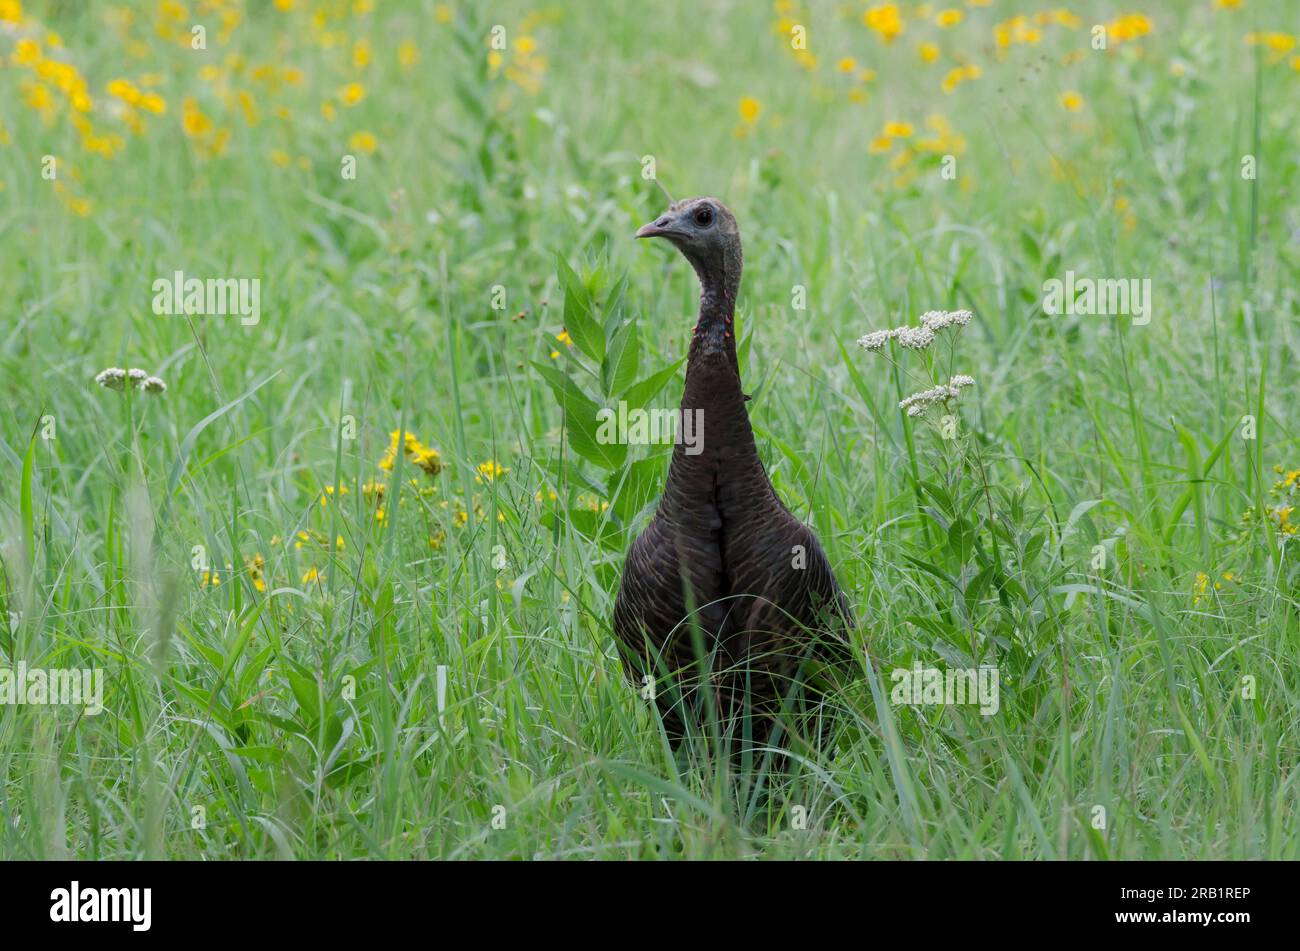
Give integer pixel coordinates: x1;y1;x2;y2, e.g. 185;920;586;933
612;197;854;745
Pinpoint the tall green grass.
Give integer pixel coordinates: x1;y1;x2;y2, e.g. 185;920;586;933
0;0;1296;858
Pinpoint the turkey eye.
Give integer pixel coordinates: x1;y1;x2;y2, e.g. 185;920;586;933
694;207;713;226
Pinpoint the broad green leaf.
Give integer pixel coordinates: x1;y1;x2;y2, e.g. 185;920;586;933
621;358;684;407
611;453;668;522
556;254;604;363
601;271;630;336
603;321;641;399
533;362;626;469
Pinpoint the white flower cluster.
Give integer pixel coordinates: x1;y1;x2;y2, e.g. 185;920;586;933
94;368;127;390
858;309;974;353
95;367;166;394
899;375;977;417
896;325;936;349
858;329;894;351
920;309;973;331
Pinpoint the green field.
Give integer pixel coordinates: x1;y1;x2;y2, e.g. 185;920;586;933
1;0;1297;859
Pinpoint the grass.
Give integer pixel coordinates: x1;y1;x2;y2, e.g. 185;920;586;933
1;0;1298;859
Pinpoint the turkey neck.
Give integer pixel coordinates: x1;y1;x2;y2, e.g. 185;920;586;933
682;248;742;415
660;242;774;521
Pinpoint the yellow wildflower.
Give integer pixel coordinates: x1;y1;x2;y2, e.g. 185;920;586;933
349;130;378;154
413;447;443;476
320;484;349;506
245;554;267;593
1246;31;1297;63
1109;13;1152;44
22;80;53;115
13;38;41;66
107;78;141;105
353;38;372;69
863;3;905;42
475;460;507;484
181;97;213;136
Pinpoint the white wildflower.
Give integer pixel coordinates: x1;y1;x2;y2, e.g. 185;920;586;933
898;384;952;411
920;309;974;331
899;376;975;416
895;325;936;350
94;367;128;391
861;309;973;356
94;367;166;395
857;329;896;351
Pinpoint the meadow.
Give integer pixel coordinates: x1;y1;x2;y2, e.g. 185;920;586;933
0;0;1297;860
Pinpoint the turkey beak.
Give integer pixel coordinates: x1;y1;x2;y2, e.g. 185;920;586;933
636;214;676;239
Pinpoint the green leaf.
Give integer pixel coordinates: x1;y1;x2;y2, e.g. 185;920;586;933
921;480;955;516
533;362;626;470
287;668;321;725
601;271;630;336
556;254;603;363
621;358;684;407
1061;499;1102;544
567;508;623;550
1019;227;1041;264
947;517;975;564
964;563;995;616
611;453;668;522
603;321;641;399
736;309;751;374
1022;530;1047;568
1163;420;1236;546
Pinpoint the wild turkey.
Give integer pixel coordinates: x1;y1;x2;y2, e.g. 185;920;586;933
612;196;855;750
